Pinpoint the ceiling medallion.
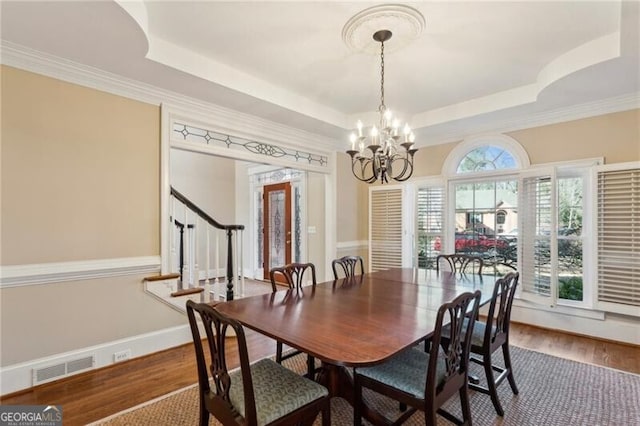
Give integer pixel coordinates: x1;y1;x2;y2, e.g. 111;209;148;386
342;4;426;54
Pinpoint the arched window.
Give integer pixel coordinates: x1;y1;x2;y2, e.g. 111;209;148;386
441;135;528;275
442;134;530;177
457;146;517;173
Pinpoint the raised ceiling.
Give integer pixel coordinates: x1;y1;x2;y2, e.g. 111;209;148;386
1;1;638;149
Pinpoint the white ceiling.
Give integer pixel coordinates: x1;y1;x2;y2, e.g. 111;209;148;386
2;1;639;149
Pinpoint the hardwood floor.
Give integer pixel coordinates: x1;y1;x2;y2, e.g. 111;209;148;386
1;322;638;426
2;274;639;425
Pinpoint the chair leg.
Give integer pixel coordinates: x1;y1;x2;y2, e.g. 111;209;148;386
502;343;519;395
199;404;209;426
459;386;472;426
307;355;315;380
482;352;504;416
322;399;331;426
276;341;283;364
424;407;438;426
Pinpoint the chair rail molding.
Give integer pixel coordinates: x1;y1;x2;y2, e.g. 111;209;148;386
0;256;161;288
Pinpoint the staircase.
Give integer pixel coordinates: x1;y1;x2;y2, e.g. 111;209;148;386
144;186;245;312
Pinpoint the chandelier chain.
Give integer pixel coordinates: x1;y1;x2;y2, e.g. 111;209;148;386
379;40;385;113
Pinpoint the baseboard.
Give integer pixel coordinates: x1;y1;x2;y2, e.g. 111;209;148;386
0;324;192;396
511;303;640;346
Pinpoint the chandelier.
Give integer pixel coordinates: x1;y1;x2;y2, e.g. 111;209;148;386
347;29;418;184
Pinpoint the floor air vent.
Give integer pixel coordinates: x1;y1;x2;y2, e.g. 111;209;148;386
32;355;95;385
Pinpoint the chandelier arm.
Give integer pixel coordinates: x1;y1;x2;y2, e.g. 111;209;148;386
392;152;417;182
364;157;378;183
389;156;409;180
350;155;378;183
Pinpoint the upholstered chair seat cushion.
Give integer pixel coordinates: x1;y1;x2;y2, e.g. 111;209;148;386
355;348;447;400
228;358;328;426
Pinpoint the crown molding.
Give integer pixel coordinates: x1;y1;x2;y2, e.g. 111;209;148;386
2;41;637;151
0;41;338;150
418;92;640;147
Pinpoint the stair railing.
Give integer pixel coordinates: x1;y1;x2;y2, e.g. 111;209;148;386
170;187;245;301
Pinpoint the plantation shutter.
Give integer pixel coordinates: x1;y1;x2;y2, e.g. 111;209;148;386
369;187;403;272
596;165;640;316
519;169;557;306
417;185;445;269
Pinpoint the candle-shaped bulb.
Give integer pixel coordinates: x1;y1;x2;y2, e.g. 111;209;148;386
403;123;411;142
349;132;357;150
392;119;400;136
357;120;363;137
371;125;379;145
409;132;416;143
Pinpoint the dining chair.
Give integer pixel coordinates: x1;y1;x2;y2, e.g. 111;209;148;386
269;262;319;379
186;300;330;426
442;272;520;416
269;262;317;292
353;290;482;426
331;255;365;279
436;253;484;274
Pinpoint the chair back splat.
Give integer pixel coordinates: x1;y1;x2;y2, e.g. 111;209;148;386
268;262;320;380
186;300;330;426
331;255;365;279
269;262;317;292
353;290;481;426
436;254;483;274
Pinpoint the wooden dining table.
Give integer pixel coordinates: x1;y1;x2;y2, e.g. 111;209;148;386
214;267;498;425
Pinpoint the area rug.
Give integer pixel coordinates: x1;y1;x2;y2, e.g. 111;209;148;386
91;346;640;425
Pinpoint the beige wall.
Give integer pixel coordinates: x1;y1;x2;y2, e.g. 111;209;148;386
1;66;160;265
1;66;184;366
335;153;369;242
170;149;236;224
307;172;327;280
0;274;184;365
509;109;640;165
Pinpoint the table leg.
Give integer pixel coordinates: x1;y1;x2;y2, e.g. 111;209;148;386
318;362;394;426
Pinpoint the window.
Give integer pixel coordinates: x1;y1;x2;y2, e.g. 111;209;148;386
417;185;445;269
413;134;640;317
436;136;599;311
457;145;518;173
497;211;507;225
517;167;590;307
453;180;518;274
557;175;584;302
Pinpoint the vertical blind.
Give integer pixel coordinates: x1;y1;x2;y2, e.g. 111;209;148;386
597;168;640;311
370;188;403;272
